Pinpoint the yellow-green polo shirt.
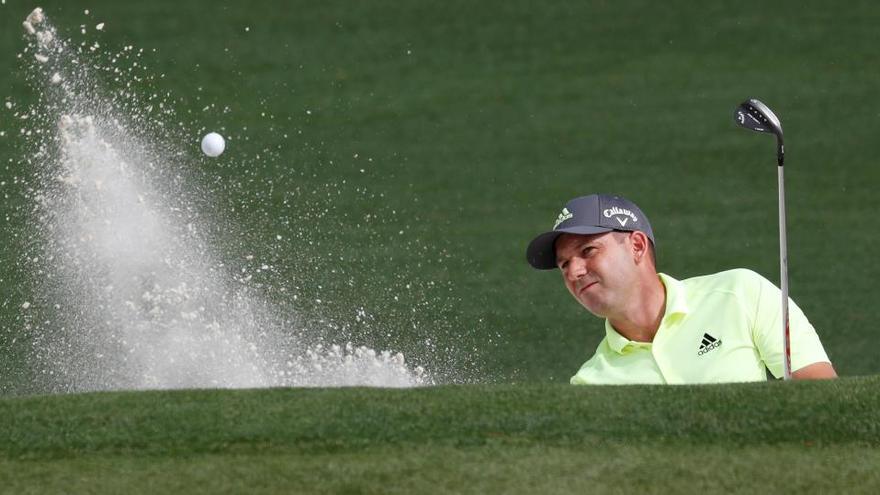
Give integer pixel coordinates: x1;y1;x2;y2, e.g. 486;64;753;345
570;269;831;385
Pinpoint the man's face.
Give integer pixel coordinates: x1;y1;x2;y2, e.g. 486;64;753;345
554;232;638;317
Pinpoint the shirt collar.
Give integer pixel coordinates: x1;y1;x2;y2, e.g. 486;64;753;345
604;319;632;354
604;273;690;354
658;272;689;320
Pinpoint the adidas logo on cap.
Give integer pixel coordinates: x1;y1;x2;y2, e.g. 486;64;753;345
553;207;574;229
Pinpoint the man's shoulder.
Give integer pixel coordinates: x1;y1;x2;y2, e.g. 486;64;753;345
570;338;655;385
678;268;770;294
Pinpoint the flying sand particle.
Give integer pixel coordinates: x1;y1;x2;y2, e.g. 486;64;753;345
36;30;54;47
27;7;45;25
23;8;44;35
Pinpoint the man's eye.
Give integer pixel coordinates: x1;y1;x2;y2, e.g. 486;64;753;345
582;247;594;255
559;261;569;270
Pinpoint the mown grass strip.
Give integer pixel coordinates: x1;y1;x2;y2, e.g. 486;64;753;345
2;377;877;461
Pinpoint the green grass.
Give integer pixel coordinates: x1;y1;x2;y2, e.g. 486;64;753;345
2;2;880;490
10;445;880;494
2;377;879;493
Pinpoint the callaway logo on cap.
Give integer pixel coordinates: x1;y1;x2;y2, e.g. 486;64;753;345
526;194;655;270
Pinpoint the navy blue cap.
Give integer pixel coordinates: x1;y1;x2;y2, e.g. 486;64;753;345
526;194;655;270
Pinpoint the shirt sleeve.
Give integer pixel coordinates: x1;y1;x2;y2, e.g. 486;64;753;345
750;271;831;378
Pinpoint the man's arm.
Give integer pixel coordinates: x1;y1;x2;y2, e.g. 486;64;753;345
792;362;837;380
748;271;835;379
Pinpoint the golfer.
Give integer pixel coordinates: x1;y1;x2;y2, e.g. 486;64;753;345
526;194;837;384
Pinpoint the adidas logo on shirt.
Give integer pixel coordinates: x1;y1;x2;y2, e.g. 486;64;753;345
697;333;722;356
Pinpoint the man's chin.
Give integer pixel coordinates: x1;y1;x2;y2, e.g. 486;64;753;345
578;299;607;318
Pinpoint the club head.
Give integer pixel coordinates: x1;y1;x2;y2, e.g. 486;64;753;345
734;98;785;166
734;98;783;140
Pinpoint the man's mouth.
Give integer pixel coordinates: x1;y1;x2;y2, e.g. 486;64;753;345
578;281;598;294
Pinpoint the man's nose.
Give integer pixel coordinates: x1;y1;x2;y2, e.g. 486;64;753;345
565;257;587;282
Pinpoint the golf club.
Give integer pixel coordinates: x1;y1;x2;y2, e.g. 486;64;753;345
734;98;791;380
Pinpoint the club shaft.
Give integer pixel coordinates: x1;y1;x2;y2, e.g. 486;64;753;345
778;164;792;380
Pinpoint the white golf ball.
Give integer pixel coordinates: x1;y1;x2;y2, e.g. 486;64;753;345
201;132;225;157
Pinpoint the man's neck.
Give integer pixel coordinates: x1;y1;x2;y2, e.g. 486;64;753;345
607;273;667;343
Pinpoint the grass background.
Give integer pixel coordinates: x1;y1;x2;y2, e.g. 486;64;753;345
2;0;878;385
1;1;879;491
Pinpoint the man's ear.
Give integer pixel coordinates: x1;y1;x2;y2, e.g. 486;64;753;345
630;231;650;263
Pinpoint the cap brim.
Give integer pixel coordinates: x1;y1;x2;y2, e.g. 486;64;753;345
526;226;614;270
